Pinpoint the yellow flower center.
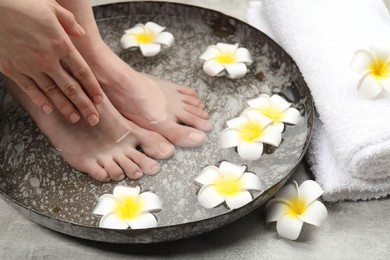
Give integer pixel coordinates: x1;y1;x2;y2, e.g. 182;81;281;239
258;107;284;122
239;122;264;142
216;53;237;64
370;58;390;78
135;32;156;44
215;175;243;196
286;197;307;218
114;195;142;220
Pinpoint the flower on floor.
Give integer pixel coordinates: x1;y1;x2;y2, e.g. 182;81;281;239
246;94;301;132
350;42;390;98
93;185;162;229
199;43;253;79
195;161;262;209
220;109;282;160
266;180;328;240
120;22;174;57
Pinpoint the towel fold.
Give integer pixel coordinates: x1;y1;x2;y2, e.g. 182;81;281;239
247;0;390;201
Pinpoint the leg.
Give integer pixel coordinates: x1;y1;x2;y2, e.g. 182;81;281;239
5;78;175;182
57;0;212;147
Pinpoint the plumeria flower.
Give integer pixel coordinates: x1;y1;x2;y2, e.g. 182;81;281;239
120;22;174;57
220;109;282;160
195;161;262;209
93;186;162;229
350;42;390;98
199;43;253;79
246;94;301;132
266;180;328;240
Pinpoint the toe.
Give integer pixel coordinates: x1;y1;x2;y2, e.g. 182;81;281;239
159;121;207;147
182;95;203;107
178;111;212;132
126;148;161;176
184;104;209;119
115;154;143;179
138;130;175;159
82;159;110;182
102;158;125;181
177;85;198;97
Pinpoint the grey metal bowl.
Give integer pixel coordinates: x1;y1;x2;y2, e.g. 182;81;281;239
0;1;313;243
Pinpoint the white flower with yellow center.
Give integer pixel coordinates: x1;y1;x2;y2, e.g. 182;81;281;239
220;109;282;160
120;22;174;57
350;42;390;98
195;161;262;209
199;43;253;79
266;180;328;240
246;94;301;132
93;186;162;229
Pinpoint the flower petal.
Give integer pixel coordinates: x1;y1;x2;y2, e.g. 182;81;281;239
138;192;163;213
199;45;221;60
92;194;117;216
369;41;390;61
226;115;248;128
220;128;241;148
203;59;225;77
113;186;140;197
299;200;328;226
247;94;271;109
127;212;158;229
195;166;220;185
120;35;139;49
224;63;249;79
99;212;129;229
276;215;304;240
266;199;290;222
275;181;299;200
154;32;174;47
237;141;263;160
279;107;300;125
350;50;375;74
216;43;239;53
298;180;324;205
357;72;383;98
270;94;292;112
225;190;253;209
258;125;282;147
219;161;246;178
381;76;390;93
243;108;273;128
235;47;253;63
273;122;285;132
144;21;165;35
140;43;161;57
240;172;262;191
124;24;144;34
197;185;225;208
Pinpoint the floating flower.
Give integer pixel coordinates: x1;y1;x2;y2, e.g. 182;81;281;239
93;186;162;229
120;22;174;57
199;43;253;79
220;109;282;160
246;94;301;132
266;180;328;240
350;42;390;98
195;161;262;209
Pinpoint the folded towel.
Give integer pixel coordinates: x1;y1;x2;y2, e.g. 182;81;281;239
247;0;390;201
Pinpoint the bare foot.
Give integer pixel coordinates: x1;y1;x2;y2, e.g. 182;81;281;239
83;43;212;147
5;78;175;182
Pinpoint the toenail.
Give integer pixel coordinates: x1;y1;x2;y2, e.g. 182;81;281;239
204;121;212;130
188;132;205;143
134;171;143;179
69;112;80;123
150;164;160;175
41;104;52;114
159;142;174;154
87;114;99;126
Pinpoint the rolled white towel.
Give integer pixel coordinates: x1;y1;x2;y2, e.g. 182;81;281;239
254;0;390;180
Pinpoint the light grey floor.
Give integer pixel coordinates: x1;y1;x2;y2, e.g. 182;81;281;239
1;1;390;259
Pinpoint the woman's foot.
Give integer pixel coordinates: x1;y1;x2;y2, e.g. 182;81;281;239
5;78;175;182
83;43;212;147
